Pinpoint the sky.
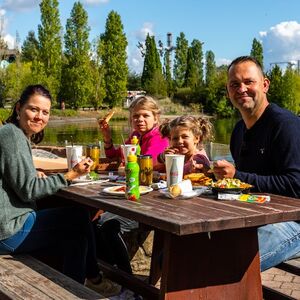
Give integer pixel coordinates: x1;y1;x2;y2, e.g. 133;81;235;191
1;0;300;73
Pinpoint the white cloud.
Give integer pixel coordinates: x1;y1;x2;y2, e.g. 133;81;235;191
3;33;15;48
216;58;231;67
135;22;154;41
83;0;110;5
260;21;300;71
127;47;144;74
2;0;39;12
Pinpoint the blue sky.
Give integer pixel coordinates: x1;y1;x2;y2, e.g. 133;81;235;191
1;0;300;73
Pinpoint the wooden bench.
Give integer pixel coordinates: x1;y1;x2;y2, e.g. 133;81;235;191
0;254;107;300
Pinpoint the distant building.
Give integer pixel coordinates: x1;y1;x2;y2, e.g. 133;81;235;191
124;90;146;107
0;48;18;68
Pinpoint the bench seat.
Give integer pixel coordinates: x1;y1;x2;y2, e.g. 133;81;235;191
0;254;107;300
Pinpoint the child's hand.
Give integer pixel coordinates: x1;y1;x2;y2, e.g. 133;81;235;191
164;147;179;155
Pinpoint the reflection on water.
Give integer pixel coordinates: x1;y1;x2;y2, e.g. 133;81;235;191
42;117;238;161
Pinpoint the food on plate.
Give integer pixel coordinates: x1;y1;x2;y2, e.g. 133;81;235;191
169;185;181;197
168;180;193;198
103;110;115;123
183;173;212;186
112;186;126;193
211;178;252;189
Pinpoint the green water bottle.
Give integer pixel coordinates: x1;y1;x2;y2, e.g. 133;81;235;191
125;151;140;201
131;135;141;156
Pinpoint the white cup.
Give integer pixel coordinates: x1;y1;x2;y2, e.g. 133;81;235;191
165;154;185;187
66;145;83;171
121;144;137;164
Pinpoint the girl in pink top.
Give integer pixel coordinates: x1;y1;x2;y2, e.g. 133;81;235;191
158;115;214;175
99;96;169;166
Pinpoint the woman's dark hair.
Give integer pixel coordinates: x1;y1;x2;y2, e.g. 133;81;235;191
6;85;52;144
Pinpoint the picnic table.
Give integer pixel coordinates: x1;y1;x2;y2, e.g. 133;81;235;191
57;182;300;300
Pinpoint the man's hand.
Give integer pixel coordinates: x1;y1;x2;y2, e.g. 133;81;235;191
213;159;236;179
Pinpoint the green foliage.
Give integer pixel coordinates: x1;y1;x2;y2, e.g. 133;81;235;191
61;2;94;109
205;50;217;85
50;108;78;117
267;65;284;106
127;72;142;90
0;108;11;122
250;38;264;70
173;32;188;88
38;0;62;101
100;11;128;107
184;39;204;88
21;31;39;62
141;34;167;97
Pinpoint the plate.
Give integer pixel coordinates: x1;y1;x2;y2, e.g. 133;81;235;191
102;185;153;196
211;186;252;194
159;188;204;199
72;178;93;184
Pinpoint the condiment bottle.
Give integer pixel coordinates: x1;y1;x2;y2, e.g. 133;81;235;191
125;150;140;201
131;135;141;156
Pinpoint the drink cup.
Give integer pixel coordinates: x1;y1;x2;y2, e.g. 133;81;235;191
165;154;185;187
121;144;137;164
66;145;83;171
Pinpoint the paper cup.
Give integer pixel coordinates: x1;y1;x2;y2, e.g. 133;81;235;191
121;144;137;164
165;154;185;187
66;145;83;171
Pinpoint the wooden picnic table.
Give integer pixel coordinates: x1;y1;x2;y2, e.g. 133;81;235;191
57;183;300;300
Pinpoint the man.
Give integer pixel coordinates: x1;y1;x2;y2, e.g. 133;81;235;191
213;56;300;271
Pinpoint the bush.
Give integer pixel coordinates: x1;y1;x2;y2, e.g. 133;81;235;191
0;108;11;122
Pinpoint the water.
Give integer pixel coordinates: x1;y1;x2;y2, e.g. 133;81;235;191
42;117;238;161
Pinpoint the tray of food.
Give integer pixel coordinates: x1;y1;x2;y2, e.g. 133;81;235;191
211;178;253;194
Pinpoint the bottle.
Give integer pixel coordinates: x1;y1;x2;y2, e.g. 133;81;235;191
125;150;140;201
170;158;179;186
131;135;141;156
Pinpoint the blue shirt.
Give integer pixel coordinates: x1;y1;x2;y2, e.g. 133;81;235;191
231;103;300;198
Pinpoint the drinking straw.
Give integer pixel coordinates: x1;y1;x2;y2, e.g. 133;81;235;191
70;135;74;147
121;134;125;145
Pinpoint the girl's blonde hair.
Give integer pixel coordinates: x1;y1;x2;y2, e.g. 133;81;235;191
128;96;161;122
160;115;214;147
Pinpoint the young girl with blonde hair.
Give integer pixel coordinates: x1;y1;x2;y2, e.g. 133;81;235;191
158;115;214;175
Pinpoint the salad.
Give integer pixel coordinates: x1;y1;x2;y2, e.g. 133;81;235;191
211;178;252;189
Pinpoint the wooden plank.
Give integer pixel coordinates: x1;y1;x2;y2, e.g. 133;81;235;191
0;255;106;300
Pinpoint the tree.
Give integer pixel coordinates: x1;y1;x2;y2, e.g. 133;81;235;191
205;50;216;85
61;2;93;109
100;11;128;107
250;38;264;70
38;0;62;101
267;65;284;107
173;32;188;88
163;48;173;95
21;31;39;62
141;34;166;97
184;39;204;89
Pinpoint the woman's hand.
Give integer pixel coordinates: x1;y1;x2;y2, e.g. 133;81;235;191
64;157;94;182
37;171;47;178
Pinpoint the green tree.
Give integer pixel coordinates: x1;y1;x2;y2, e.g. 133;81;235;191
61;2;94;109
250;38;264;70
205;50;216;85
163;48;173;95
141;34;166;97
281;66;300;113
267;65;284;107
100;11;128;107
173;32;188;88
21;31;39;62
127;71;142;91
38;0;62;102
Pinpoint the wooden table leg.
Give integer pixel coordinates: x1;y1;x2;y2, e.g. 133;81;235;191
159;227;262;300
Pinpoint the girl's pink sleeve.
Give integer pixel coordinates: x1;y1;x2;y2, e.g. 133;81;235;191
142;136;169;166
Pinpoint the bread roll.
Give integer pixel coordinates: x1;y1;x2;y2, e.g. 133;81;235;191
169;185;181;197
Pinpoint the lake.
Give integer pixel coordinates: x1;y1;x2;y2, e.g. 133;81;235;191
42;117;238;161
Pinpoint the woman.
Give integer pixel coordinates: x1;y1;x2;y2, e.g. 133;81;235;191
0;85;101;285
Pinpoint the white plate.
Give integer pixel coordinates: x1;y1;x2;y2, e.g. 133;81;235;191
102;185;153;196
72;178;93;184
159;188;204;199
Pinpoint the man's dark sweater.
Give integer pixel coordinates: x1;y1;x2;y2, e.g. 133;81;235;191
231;103;300;198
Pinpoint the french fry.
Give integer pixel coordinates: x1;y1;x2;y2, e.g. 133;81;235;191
103;110;115;123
